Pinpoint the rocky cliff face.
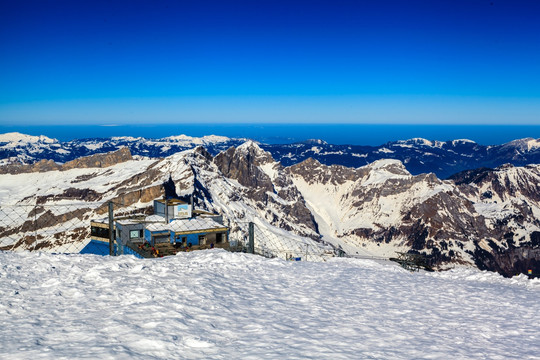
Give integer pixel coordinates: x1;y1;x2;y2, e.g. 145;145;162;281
449;164;540;275
286;156;540;276
61;147;132;170
211;141;319;236
0;159;61;174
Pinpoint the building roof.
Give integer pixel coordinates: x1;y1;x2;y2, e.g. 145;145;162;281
154;198;188;205
144;215;166;223
146;217;227;234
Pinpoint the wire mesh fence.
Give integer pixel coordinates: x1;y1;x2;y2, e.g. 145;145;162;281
0;202;108;255
0;200;341;262
232;220;339;262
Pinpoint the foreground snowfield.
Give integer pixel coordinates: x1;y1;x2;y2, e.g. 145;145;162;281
1;250;539;360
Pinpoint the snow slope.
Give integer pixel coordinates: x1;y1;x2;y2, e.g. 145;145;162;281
1;250;538;359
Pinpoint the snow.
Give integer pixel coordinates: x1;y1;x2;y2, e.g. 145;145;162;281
366;158;405;170
352;153;367;158
259;162;279;181
83;143;104;151
147;218;225;233
0;158;158;206
526;138;540;151
451;139;476;146
110;136;144;142
397;138;434;147
361;159;410;186
500;138;540;153
236;140;263;153
0;250;538;359
0;132;57;144
376;147;394;154
474;202;516;220
163;134;231;145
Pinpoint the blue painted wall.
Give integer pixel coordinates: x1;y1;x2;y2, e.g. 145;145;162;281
144;229;152;243
170;231;204;246
81;239;144;259
80;239;113;256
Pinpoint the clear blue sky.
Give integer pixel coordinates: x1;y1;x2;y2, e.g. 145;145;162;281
0;0;539;125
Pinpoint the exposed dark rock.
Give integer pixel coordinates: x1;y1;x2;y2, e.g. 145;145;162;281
62;147;132;170
214;145;274;192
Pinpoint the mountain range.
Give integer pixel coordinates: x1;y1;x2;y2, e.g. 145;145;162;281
2;132;540;178
1;133;539;278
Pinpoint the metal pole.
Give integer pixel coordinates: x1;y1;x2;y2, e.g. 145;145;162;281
108;201;114;256
248;222;254;254
33;202;37;249
165;198;168;223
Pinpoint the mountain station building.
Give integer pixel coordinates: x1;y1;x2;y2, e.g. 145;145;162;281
85;198;229;258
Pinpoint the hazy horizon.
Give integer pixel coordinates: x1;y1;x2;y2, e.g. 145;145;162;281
2;123;539;146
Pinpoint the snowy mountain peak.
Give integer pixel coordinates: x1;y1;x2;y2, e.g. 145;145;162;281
496;163;515;171
360;159;411;186
110;136;144;142
398;138;434;147
302;139;328;145
163;134;232;145
526;138;540;151
365;159;409;173
502;137;540;152
0;132;57;144
235;141;274;164
451;139;476;146
237;140;262;152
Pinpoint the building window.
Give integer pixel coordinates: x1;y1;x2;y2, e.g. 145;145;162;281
91;226;111;239
216;233;224;243
130;230;143;239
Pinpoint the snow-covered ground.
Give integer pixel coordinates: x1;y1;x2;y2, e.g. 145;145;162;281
1;250;539;359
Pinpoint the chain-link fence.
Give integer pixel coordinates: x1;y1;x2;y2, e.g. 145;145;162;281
0;202;109;255
0;200;340;262
231;221;338;262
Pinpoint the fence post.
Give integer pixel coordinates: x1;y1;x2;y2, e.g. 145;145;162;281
108;201;115;256
164;198;168;223
248;222;255;254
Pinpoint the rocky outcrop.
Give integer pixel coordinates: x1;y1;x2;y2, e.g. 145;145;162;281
0;147;133;174
214;142;275;192
62;147;132;170
212;142;319;236
0;159;61;174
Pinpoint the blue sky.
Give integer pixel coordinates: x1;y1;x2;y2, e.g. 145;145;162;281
0;0;539;125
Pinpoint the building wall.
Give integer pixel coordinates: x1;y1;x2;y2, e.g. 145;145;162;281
80;239;145;258
81;239;113;256
117;223;145;245
170;230;228;246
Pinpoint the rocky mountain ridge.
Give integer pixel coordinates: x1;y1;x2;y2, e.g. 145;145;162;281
0;141;539;277
0;147;133;174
